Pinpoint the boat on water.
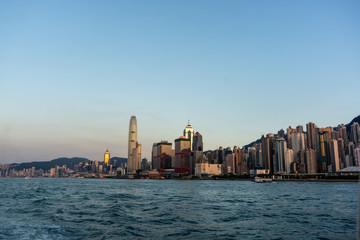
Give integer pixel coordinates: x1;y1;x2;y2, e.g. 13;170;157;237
253;176;273;183
24;177;31;179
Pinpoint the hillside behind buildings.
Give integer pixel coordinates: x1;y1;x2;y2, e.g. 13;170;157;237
9;157;127;171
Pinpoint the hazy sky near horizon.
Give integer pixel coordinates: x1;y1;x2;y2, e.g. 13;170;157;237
1;0;359;164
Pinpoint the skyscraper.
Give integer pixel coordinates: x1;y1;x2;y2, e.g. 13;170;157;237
261;134;274;173
330;139;340;172
285;149;294;173
306;122;316;150
319;131;330;172
305;149;317;174
152;141;172;170
350;122;360;145
273;138;287;174
192;132;203;151
184;121;194;151
174;137;191;169
104;149;110;166
127;116;141;173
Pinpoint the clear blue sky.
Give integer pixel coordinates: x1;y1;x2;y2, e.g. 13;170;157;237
1;0;359;163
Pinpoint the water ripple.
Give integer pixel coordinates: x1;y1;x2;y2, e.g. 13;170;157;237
0;178;357;239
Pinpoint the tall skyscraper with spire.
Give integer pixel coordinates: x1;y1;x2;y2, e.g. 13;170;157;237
127;116;141;173
184;120;194;151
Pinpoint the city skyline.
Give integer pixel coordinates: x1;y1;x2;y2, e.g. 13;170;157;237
1;1;360;163
1;114;359;164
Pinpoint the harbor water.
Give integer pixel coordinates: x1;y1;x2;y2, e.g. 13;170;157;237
0;178;357;239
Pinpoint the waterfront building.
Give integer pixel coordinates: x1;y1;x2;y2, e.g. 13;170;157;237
223;151;235;175
174;137;191;170
339;124;348;145
306;149;317;174
286;126;296;149
247;147;256;170
104;149;110;166
50;168;56;177
191;150;204;175
152;141;172;170
350;122;360;145
354;147;360;166
151;143;157;169
291;132;306;162
193;132;203;151
183;121;194;151
258;149;263;167
141;158;150;170
347;142;356;166
285;149;294;174
195;163;221;178
273;138;287;174
233;146;243;173
319;131;330;172
261;134;274;173
306;122;316;150
330;139;340;172
127;116;141;173
337;139;346;169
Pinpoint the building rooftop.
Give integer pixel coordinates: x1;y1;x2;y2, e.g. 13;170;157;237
338;166;360;173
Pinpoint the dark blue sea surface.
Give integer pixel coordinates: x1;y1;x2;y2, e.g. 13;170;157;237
0;178;357;239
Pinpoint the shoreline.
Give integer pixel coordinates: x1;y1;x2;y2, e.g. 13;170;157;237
2;177;358;182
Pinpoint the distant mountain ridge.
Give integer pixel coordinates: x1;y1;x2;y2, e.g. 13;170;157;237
10;156;127;171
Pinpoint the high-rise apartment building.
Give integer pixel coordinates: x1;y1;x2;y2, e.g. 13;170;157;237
330;139;340;172
273;138;287;174
350;122;360;145
306;122;316;150
339;125;348;146
319;131;330;172
285;149;294;173
261;134;274;173
291;132;305;161
305;149;317;174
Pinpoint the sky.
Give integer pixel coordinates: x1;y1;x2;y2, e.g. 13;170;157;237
0;0;359;164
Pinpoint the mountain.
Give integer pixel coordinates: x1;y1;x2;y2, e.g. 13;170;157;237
243;138;261;150
110;157;127;166
9;156;129;171
10;157;92;171
346;115;360;133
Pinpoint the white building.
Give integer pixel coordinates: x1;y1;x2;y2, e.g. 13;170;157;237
285;149;294;174
183;121;194;151
195;163;221;177
355;147;360;166
330;139;340;172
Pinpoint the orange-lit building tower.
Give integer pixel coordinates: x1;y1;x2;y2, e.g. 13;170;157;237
104;149;110;166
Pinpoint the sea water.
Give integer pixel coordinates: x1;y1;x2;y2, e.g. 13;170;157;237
0;178;357;239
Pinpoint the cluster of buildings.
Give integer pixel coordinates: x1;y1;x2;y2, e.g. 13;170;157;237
140;117;360;178
0;159;127;178
1;115;359;179
249;122;360;175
